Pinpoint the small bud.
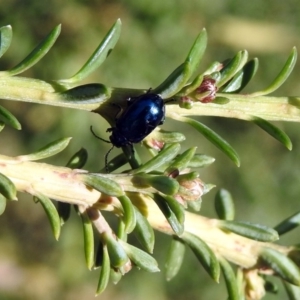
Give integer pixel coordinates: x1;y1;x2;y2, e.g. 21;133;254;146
194;76;218;103
177;177;205;202
179;96;193;109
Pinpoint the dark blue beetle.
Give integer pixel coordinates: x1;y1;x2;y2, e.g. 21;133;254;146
92;92;165;171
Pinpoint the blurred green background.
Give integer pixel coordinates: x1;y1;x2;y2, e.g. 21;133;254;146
0;0;300;299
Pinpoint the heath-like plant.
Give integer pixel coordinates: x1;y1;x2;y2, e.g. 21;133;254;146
0;19;300;299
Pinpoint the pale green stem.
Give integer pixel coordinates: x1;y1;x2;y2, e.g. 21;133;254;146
0;153;292;269
0;76;300;122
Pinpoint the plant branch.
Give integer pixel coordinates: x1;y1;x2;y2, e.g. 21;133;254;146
0;153;292;269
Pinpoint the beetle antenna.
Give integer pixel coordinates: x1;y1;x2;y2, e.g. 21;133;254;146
90;126;111;143
105;146;114;172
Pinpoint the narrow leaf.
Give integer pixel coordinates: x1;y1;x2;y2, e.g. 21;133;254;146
169;114;240;166
153;62;191;98
165;147;197;173
217;50;248;88
110;268;122;285
120;241;160;272
182;232;220;282
132;143;181;174
218;220;279;242
283;281;300;300
221;58;259;93
102;232;129;268
0;25;12;59
6;25;61;76
0;105;21;130
185;28;207;76
134;174;179;195
117;195;136;233
219;257;239;300
260;247;300;286
66;148;88;169
274;211;300;235
134;207;155;253
81;211;94;270
59;83;111;103
117;220;127;241
17;137;72;161
161;195;185;226
179;74;203;95
96;246;110;295
165;237;186;281
252;116;292;150
34;193;60;240
154;194;184;235
187;154;215;168
0;173;17;200
0;194;6;215
215;189;235;221
81;173;124;197
61;19;121;84
251;47;297;96
145;129;186;150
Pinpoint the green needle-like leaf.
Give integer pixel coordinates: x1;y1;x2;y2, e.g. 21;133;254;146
185;28;207;77
34;193;61;240
96;245;110;296
102;232;129;268
0;25;12;59
117;195;136;233
187;154;215;168
110;268;122;285
165;147;197;173
4;25;61;76
260;247;300;286
60;19;122;84
215;189;235;221
169;114;240;166
218;220;279;242
81;211;95;270
165;237;186;281
221;58;259;93
251;47;297;96
182;232;220;282
252;116;292;150
17;137;72;161
134;207;155;253
0;172;17;200
132;143;181;174
161;194;185;226
81;173;124;197
274;211;300;235
154;29;207;99
217;50;248;88
283;281;300;300
154;62;191;98
120;241;160;272
134;174;179;195
66;148;88;169
0;105;21;130
154;194;184;235
219;257;239;300
0;194;6;215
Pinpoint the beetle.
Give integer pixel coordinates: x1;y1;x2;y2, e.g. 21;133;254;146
91;91;166;171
